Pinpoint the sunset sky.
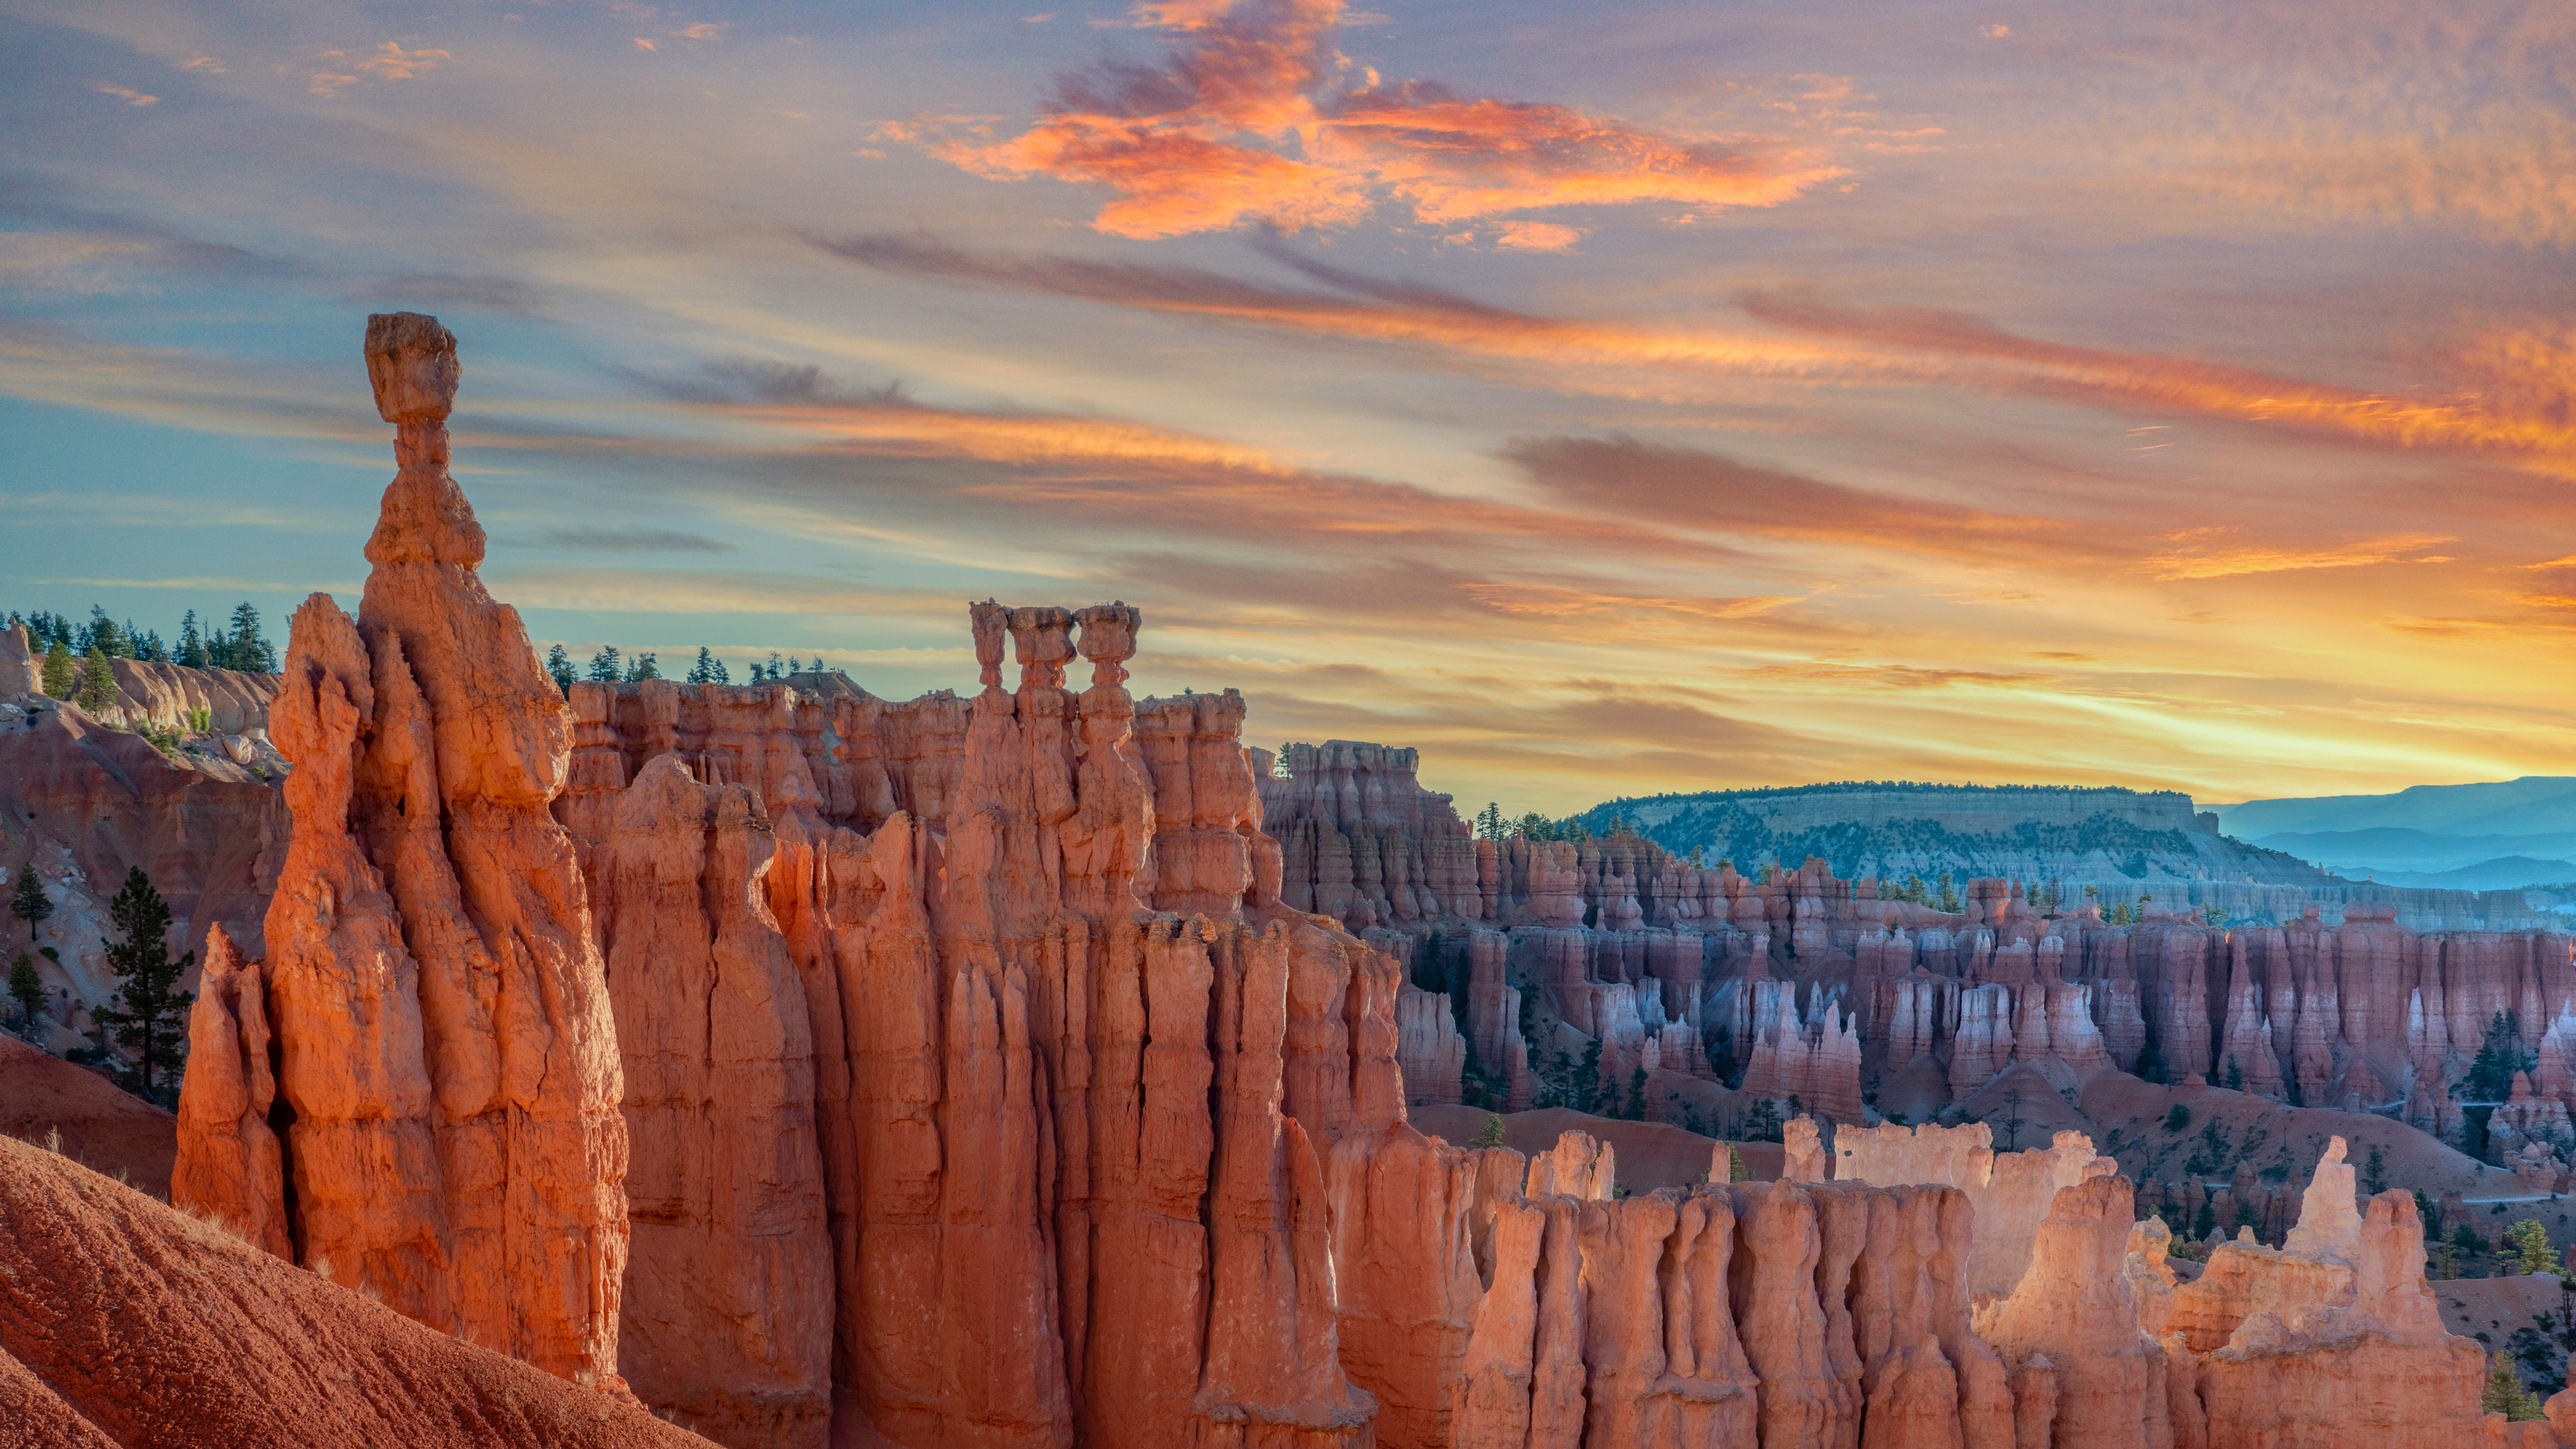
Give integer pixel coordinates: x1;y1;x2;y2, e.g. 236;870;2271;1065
3;0;2571;815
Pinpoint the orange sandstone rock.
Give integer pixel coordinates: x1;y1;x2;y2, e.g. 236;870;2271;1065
216;313;629;1385
1522;1128;1615;1199
591;757;831;1446
170;924;290;1258
1978;1174;2173;1449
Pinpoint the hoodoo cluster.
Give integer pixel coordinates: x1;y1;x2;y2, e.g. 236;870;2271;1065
157;318;2554;1449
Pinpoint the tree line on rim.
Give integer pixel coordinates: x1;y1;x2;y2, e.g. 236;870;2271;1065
539;644;839;694
13;602;279;674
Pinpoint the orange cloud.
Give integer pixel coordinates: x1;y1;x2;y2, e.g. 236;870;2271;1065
92;84;158;106
1741;290;2576;463
1491;220;1587;252
2142;529;2457;580
1318;83;1842;224
825;235;2576;480
822;234;1890;380
356;42;450;79
962;120;1368;237
901;0;1837;238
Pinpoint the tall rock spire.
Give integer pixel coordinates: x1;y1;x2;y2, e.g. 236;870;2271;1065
180;313;630;1386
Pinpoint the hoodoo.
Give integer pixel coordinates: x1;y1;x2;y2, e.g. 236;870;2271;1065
178;313;631;1385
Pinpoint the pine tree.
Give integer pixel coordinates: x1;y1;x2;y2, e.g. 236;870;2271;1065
130;625;166;662
1625;1066;1649;1120
83;606;128;658
1471;1114;1507;1148
623;651;661;682
89;867;195;1104
2134;1034;2167;1085
76;647;117;713
174;610;207;668
2464;1012;2533;1102
41;640;74;698
10;868;52;936
222;601;276;673
688;647;719;684
764;651;786;681
2485;1350;2545;1419
545;644;576;694
2508;1220;2561;1276
1474;802;1505;840
587;646;623;682
7;951;42;1033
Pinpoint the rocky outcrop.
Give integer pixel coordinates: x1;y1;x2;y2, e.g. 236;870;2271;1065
583;757;830;1446
176;312;631;1385
1256;740;2576;1141
1454;1179;2016;1449
169;925;290;1259
1978;1174;2174;1449
2192;1187;2483;1445
1837;1120;2114;1298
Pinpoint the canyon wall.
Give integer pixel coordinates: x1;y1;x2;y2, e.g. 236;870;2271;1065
1258;740;2576;1171
1;637;287;1054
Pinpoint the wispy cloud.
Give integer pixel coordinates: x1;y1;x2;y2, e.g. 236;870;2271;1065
514;527;735;553
91;84;157;106
312;40;451;95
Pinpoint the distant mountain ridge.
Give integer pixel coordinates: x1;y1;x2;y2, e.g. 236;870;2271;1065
2215;777;2576;893
2211;775;2576;839
1566;780;2548;930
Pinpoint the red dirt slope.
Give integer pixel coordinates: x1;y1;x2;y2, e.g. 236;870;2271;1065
0;1134;715;1449
0;1032;178;1197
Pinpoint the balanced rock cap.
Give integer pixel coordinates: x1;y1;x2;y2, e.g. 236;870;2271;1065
365;312;459;424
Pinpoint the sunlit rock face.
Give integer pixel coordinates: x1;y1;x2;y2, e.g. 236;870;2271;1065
176;312;631;1383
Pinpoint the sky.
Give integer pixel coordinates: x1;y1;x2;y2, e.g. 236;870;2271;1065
1;0;2571;816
